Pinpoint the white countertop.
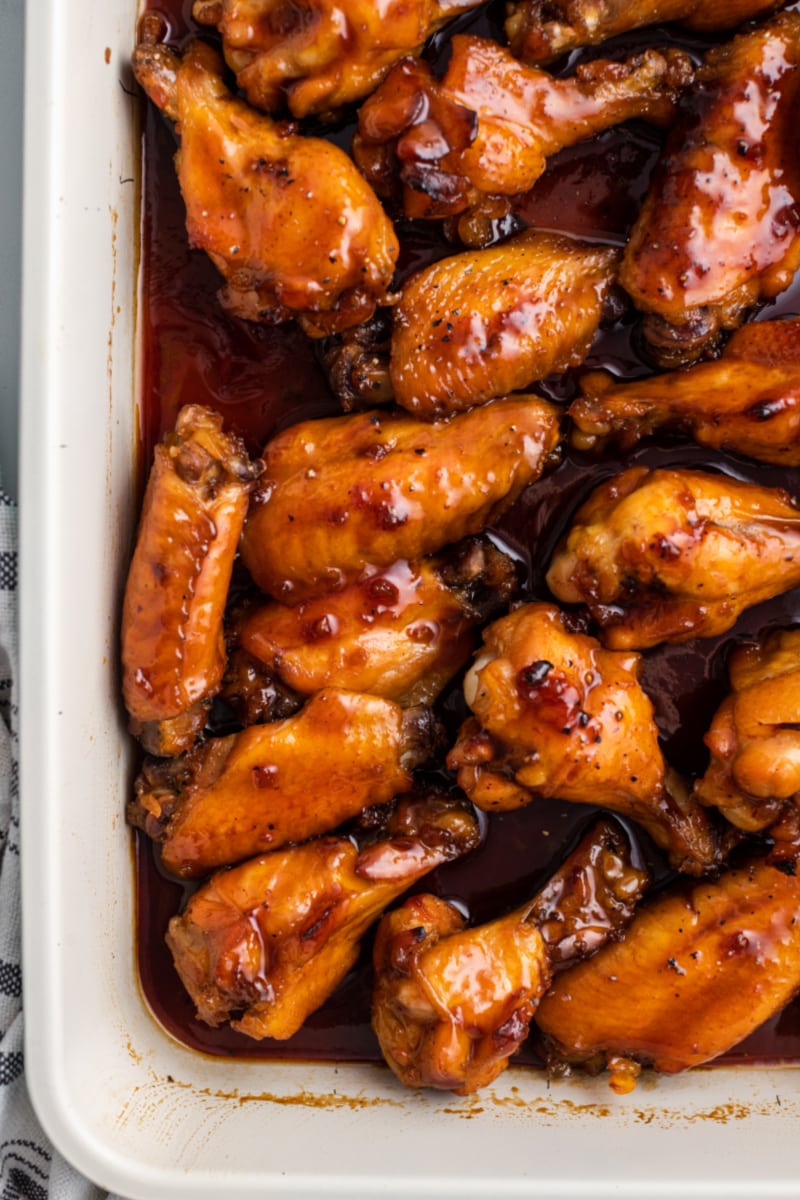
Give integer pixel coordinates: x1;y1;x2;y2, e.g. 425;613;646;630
0;0;24;501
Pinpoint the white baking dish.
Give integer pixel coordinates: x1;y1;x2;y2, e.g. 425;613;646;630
17;2;800;1196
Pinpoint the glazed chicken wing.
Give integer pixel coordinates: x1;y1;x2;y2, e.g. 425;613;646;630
372;817;647;1094
536;858;800;1088
506;0;785;63
391;232;619;417
131;33;398;337
618;11;800;367
695;629;800;852
354;36;691;245
127;688;438;877
192;0;487;118
121;405;262;757
546;466;800;649
166;789;481;1040
570;317;800;466
240;395;561;602
239;536;518;707
447;603;719;873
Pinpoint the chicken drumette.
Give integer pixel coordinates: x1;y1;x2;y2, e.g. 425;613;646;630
447;603;720;873
536;858;800;1090
506;0;785;64
354;35;691;245
127;688;438;877
240;395;561;602
121;405;262;757
546;467;800;649
372;817;648;1094
238;536;518;707
167;789;481;1041
131;33;398;336
191;0;487;118
390;232;619;417
695;629;800;864
570;317;800;466
619;11;800;367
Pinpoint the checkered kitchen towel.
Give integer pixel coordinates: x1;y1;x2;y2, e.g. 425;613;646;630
0;487;117;1199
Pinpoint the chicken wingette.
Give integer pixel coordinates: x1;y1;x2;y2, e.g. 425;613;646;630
166;789;481;1040
127;689;438;877
121;405;262;757
240;396;561;602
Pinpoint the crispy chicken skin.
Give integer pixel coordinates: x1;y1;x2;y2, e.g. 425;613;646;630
447;603;719;873
166;789;481;1040
192;0;487;118
121;405;262;757
570;317;800;466
354;36;691;245
372;818;647;1093
618;11;800;367
239;537;518;707
695;629;800;845
506;0;785;64
391;232;619;418
240;396;561;602
536;858;800;1087
127;688;438;877
131;34;398;337
546;466;800;650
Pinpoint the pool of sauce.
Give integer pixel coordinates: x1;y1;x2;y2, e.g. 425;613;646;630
135;0;800;1069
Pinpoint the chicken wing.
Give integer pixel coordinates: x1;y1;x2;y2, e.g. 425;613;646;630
390;232;619;417
191;0;487;118
618;11;800;367
372;817;647;1093
131;33;398;337
240;395;561;602
695;629;800;849
127;688;438;877
536;858;800;1087
447;603;719;873
121;405;262;757
354;36;691;245
546;466;800;649
239;537;518;707
570;317;800;466
166;788;481;1041
506;0;785;64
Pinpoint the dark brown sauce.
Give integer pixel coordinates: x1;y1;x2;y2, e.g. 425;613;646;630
135;0;800;1070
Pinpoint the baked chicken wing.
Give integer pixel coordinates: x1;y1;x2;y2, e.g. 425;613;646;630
127;688;438;876
166;788;481;1040
570;317;800;466
372;817;647;1093
536;858;800;1088
546;466;800;649
447;603;719;873
121;405;262;757
506;0;785;63
695;629;800;852
354;35;691;245
619;11;800;367
391;232;619;417
239;536;518;707
240;395;561;602
192;0;487;118
131;33;398;337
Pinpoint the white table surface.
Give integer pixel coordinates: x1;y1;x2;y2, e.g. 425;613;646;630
0;0;24;502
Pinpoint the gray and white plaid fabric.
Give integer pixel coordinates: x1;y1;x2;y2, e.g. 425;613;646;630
0;486;114;1199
